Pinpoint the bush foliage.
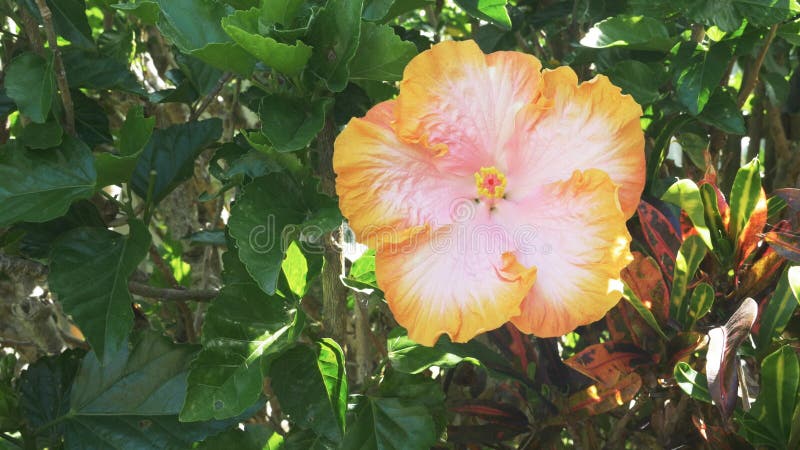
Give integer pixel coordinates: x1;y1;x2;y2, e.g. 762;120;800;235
1;0;800;449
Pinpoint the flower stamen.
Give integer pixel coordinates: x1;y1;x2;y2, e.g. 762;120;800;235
474;166;507;199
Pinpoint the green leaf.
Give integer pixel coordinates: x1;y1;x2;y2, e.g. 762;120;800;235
0;137;96;227
675;41;735;115
5;52;55;123
674;362;712;403
662;179;713;250
181;251;299;421
49;220;151;361
670;235;708;326
262;0;305;26
580;15;672;51
686;282;715;329
65;332;253;448
349;22;417;81
341;397;437;450
271;339;347;442
306;0;364;92
196;424;280;450
756;266;800;355
454;0;511;29
222;8;312;76
698;88;746;134
16;120;63;150
282;241;309;298
739;346;800;448
645;114;694;191
130;119;222;204
228;175;307;295
156;0;231;52
605;60;665;105
112;1;160;25
363;0;433;22
47;0;94;49
191;42;258;76
735;0;800;27
259;96;330;152
95;106;155;187
61;47;145;95
622;285;669;339
729;158;762;245
72;90;113;148
387;329;512;375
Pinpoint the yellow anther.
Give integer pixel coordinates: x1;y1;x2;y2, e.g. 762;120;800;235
474;166;507;199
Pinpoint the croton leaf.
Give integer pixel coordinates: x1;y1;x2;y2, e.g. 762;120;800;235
674;361;712;403
670;235;708;327
728;158;762;248
564;341;653;385
661;179;713;250
755;266;800;356
637;200;682;282
566;373;642;417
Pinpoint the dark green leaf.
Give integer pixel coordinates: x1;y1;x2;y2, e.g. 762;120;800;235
12;200;105;259
0;137;96;227
580;15;672;51
5;52;55;123
756;266;800;355
306;0;363;92
605;60;665;105
454;0;511;29
735;0;800;27
228;174;306;295
222;8;312;76
262;0;305;26
622;285;669;339
259;96;330;152
341;397;437;450
16;120;63;150
196;424;280;450
72;90;113;148
698;88;746;134
387;329;513;375
363;0;433;22
111;1;160;25
270;339;347;442
350;22;417;81
175;52;224;97
190;42;258;76
49;220;151;360
181;251;299;421
675;41;735;115
47;0;94;49
130;119;222;204
155;0;231;51
61;47;145;95
95;106;155;187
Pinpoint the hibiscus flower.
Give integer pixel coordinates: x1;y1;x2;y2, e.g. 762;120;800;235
334;40;645;346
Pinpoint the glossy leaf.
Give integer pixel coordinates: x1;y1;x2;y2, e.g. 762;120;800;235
222;8;311;76
130;119;222;204
564;341;653;385
685;282;715;329
181;251;298;421
646;114;693;190
61;47;145;95
756;266;800;355
670;235;708;324
259;96;331;152
5;52;55;123
306;0;363;92
661;179;713;250
0;137;96;227
16;120;62;150
774;187;800;211
706;298;758;419
580;15;672;51
72;91;113;148
341;397;437;450
675;41;735;115
674;362;712;403
349;22;417;81
454;0;512;29
282;241;309;298
49;220;151;361
605;60;665;104
699;88;746;134
270;339;347;442
621;251;670;326
729;158;762;245
737;188;767;266
637;200;682;282
228;175;306;295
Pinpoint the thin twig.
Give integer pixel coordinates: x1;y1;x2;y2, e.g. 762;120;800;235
34;0;75;135
737;24;778;108
189;72;233;121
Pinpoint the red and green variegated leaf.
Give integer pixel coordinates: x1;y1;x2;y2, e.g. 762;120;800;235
670;235;708;324
566;373;642;417
728;158;762;248
622;251;671;325
563;341;654;386
667;331;708;367
662;179;713;250
767;195;788;223
699;182;733;264
706;298;758;419
755;266;800;357
774;188;800;211
637;200;682;282
765;227;800;263
738;346;800;449
684;282;715;330
736;188;767;269
739;246;786;300
623;285;669;340
674;362;711;403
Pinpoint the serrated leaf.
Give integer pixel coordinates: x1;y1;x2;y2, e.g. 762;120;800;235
387;329;512;375
95;106;155;187
270;339;347;442
262;0;305;26
662;179;713;250
16;120;63;150
5;52;55;123
156;0;231;52
222;8;312;76
181;251;298;422
130;119;222;204
49;220;151;360
350;22;417;81
580;15;672;51
306;0;363;92
259;96;330;152
0;137;96;227
228;175;306;295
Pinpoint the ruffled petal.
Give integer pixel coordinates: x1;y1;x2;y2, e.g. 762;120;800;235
493;169;632;337
375;211;537;346
333;100;474;248
504;67;645;217
395;40;543;174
